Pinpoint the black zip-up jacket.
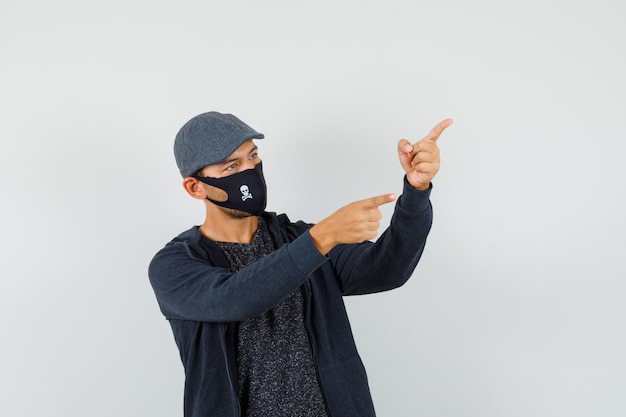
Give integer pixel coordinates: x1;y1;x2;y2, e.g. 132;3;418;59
148;179;433;417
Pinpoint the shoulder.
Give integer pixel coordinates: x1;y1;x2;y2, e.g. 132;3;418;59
149;226;210;272
157;226;203;255
172;225;202;243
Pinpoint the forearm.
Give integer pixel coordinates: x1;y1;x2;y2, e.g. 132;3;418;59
331;178;433;294
149;231;327;322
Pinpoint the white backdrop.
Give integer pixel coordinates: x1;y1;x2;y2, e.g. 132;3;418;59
1;1;624;416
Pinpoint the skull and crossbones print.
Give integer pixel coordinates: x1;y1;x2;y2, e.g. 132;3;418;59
240;184;253;201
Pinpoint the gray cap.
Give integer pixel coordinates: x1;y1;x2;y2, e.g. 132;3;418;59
174;111;264;177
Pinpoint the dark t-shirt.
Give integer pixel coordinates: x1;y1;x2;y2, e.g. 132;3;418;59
215;217;328;417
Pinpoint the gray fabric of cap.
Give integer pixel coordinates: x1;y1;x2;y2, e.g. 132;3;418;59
174;111;264;177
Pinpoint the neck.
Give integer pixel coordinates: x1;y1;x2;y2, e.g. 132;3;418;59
199;203;259;244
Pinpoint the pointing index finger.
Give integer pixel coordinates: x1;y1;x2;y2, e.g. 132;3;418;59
424;118;453;143
362;193;397;209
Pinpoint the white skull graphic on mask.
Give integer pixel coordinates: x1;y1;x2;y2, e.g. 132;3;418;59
240;184;253;201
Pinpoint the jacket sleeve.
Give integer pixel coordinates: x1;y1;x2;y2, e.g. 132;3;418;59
328;177;434;295
148;229;328;322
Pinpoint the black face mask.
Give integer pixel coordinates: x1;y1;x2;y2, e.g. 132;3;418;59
193;162;267;216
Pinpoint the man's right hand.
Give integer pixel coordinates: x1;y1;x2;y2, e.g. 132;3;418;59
309;193;397;255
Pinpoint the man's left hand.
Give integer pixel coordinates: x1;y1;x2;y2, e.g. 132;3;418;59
397;119;453;190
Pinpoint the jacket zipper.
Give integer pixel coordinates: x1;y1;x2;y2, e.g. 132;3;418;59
303;281;334;417
223;322;241;417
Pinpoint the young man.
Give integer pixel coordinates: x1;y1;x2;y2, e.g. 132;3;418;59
149;111;452;417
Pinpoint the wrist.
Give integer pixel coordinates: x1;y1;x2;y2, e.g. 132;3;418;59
309;223;335;255
412;183;430;191
406;176;431;191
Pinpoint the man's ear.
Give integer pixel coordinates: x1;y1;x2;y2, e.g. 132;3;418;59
182;177;208;200
182;177;228;202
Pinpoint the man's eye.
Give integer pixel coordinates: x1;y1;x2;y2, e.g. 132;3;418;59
226;163;237;171
250;153;258;160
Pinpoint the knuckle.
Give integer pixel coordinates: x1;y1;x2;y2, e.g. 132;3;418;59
414;163;428;173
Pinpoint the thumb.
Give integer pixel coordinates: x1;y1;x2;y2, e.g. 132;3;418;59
423;118;453;144
361;193;397;209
